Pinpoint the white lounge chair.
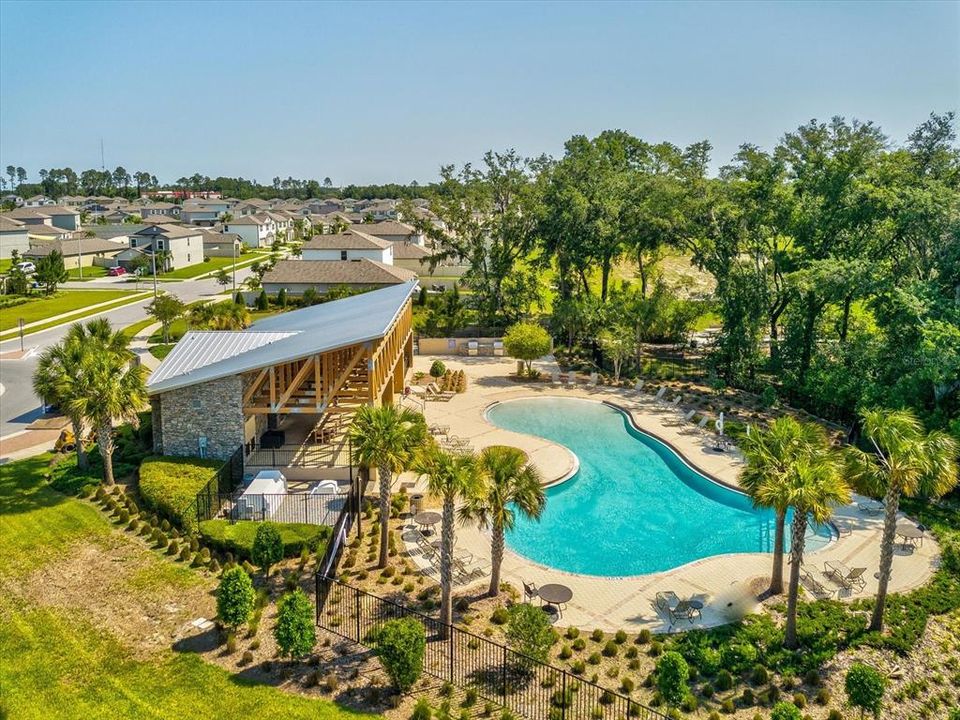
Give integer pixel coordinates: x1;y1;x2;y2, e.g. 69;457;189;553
682;416;709;435
632;379;645;394
647;387;667;404
551;371;562;386
665;409;696;427
567;373;577;388
588;372;598;387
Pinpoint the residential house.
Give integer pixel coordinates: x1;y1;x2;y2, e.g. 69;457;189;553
262;258;416;296
301;230;393;263
350;221;424;246
390;241;436;274
2;194;24;207
180;199;230;226
140;202;181;219
222;213;281;248
129;224;204;270
23;194;55;207
0;216;29;259
26;225;76;242
200;231;244;258
23;236;126;269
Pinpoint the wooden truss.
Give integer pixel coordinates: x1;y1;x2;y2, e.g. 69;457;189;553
243;298;413;415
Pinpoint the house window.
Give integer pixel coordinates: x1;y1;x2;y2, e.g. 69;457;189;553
341;250;348;260
157;240;165;250
187;254;191;262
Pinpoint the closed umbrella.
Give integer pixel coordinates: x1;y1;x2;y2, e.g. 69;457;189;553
717;412;724;437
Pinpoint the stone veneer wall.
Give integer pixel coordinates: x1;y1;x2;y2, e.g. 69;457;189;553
154;375;244;461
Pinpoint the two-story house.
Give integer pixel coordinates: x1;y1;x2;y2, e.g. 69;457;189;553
222;213;281;248
129;224;204;270
301;229;394;263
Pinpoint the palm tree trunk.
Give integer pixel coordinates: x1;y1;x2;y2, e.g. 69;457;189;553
439;497;454;637
784;512;807;649
378;464;391;569
769;508;786;595
98;419;115;485
71;415;88;470
870;484;901;632
489;524;504;597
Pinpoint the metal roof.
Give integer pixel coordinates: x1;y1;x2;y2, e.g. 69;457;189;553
146;280;418;395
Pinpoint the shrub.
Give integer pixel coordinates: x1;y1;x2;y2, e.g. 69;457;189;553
741;687;754;705
241;650;253;665
648;641;663;657
751;664;769;685
376;617;426;692
273;588;316;659
720;699;734;714
225;631;236;653
572;638;586;651
715;670;733;691
490;606;509;624
590;629;604;642
827;711;843;720
463;687;478;707
770;702;802;720
559;645;572;660
720;643;757;674
636;628;651;644
656;652;689;708
179;545;192;562
815;688;831;705
252;523;283;574
571;660;585;674
792;692;806;708
680;695;698;712
614;629;628;644
621;677;634;693
216;566;255;630
200;520;330;561
138;456;222;534
700;682;714;698
411;698;432;720
587;652;601;665
429;360;446;378
602;640;618;657
565;627;580;640
844;664;885;718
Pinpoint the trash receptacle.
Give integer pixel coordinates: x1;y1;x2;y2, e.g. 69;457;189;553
410;493;424;515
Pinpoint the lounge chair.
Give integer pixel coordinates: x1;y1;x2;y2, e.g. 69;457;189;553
425;383;456;402
661;395;682;411
646;387;667;405
552;371;562;386
857;499;884;515
682;416;709;435
664;409;696;427
824;562;867;592
632;380;645;394
588;372;598;387
800;566;835;599
567;373;577;388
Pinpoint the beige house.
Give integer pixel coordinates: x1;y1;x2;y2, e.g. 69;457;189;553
262;258;416;296
0;216;30;259
23;237;126;269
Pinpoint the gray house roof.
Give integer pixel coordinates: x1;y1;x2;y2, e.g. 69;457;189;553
303;229;391;250
262;258;416;285
146;280;417;395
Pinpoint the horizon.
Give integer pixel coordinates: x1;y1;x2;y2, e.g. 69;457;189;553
1;0;957;186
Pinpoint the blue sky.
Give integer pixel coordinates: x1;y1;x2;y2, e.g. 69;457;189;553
0;0;957;186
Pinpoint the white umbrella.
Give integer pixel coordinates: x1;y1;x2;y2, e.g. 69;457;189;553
717;411;725;437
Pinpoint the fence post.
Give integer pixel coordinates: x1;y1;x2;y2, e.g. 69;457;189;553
501;643;508;700
561;670;567;720
448;625;455;684
354;587;361;642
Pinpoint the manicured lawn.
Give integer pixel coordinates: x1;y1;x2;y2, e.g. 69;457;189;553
0;258;13;273
0;290;135;332
66;265;110;281
160;253;260;280
121;316;156;339
0;452;377;720
139;455;223;533
149;317;188;343
149;343;175;360
200;520;331;561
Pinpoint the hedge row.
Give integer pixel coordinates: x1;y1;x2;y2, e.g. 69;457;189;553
139;455;222;534
199;520;331;561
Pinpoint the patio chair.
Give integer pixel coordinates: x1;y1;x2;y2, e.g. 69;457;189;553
800;566;835;599
825;563;867;592
523;580;540;605
668;600;701;625
857;499;884;515
664;409;696;427
655;590;679;614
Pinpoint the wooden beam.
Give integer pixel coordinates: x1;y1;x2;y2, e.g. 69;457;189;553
273;357;317;412
269;366;276;408
242;368;269;405
317;344;367;412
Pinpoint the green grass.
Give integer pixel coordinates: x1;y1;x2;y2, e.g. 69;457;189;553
149;318;188;343
0;258;12;273
0;290;135;332
199;520;331;561
121;316;156;339
139;456;223;534
0;452;376;720
149;344;174;360
66;265;110;281
159;253;260;280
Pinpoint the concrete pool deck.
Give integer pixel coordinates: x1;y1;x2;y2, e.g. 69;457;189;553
398;355;941;632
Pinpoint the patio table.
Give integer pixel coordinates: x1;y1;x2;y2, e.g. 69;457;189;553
538;583;573;618
896;523;924;549
414;510;442;536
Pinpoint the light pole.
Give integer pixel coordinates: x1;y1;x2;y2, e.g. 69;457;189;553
232;240;237;294
151;250;158;300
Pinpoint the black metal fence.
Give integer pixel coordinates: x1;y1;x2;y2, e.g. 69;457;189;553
184;446;244;532
245;442;351;469
202;490;347;527
315;578;666;720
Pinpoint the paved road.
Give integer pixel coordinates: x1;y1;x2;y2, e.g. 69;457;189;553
0;269;254;437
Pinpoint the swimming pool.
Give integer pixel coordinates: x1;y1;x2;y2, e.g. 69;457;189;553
486;397;833;577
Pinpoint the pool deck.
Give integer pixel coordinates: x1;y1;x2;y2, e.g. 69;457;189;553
398;355;941;632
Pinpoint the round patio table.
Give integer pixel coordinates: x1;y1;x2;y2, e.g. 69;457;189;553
414;511;442;536
896;523;924;549
538;583;573;618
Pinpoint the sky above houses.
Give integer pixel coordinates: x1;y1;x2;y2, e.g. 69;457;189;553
0;0;957;187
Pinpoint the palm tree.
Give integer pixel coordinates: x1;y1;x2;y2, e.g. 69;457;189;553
844;408;958;632
413;445;485;633
349;405;427;568
460;446;545;597
33;334;91;470
61;320;147;485
740;418;829;595
758;452;849;649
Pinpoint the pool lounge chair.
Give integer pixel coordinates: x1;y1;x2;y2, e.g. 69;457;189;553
425;383;456;402
800;566;835;599
646;387;667;405
632;379;645;394
857;499;884;515
661;395;682;411
664;409;697;427
588;372;598;387
824;561;867;592
552;371;562;386
567;373;577;388
682;416;709;435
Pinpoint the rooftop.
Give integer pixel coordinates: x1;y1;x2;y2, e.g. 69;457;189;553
263;258;416;285
303;229;391;250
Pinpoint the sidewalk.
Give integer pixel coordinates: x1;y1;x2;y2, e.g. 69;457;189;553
0;291;151;340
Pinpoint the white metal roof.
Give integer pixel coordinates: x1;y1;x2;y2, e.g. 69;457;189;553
146;280;417;395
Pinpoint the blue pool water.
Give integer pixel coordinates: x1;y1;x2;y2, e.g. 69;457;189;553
486;397;833;577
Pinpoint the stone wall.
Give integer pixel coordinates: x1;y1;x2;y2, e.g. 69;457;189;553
154;375;244;461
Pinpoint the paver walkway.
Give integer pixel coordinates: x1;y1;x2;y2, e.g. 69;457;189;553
398;355;940;632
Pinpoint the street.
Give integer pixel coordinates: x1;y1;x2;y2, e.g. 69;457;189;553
0;269;254;437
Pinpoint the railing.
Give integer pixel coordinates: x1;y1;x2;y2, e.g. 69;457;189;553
245;442;350;469
204;490;347;527
314;578;666;720
186;446;244;533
